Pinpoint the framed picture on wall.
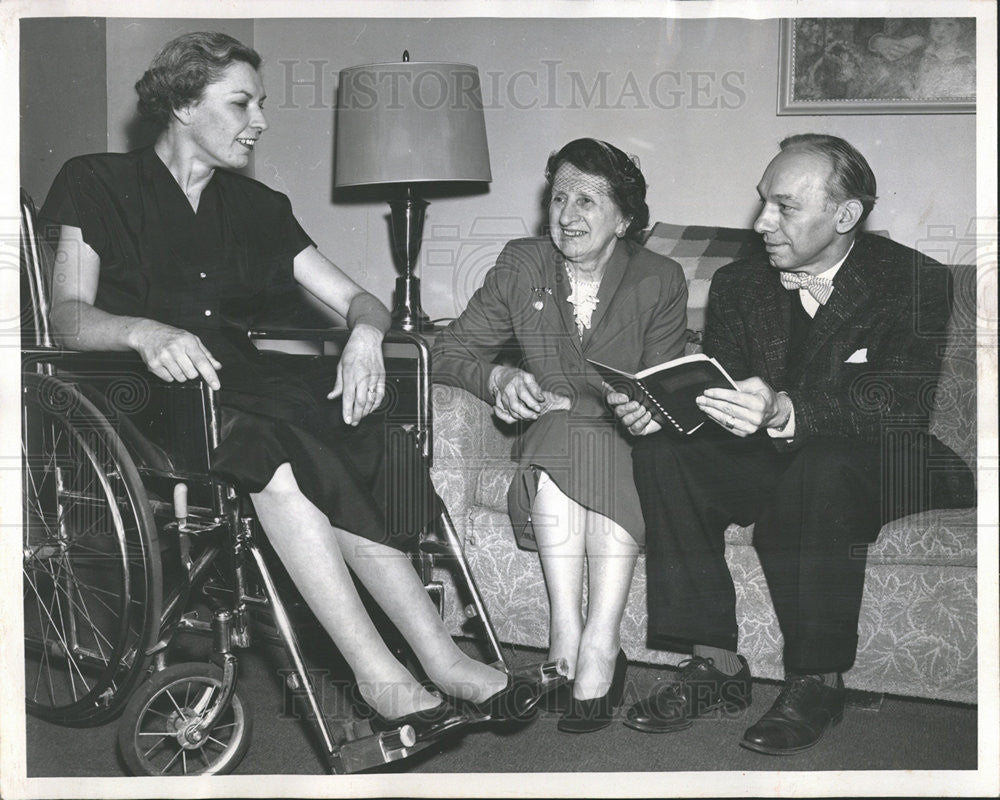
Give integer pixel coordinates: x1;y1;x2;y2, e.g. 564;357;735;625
777;18;976;114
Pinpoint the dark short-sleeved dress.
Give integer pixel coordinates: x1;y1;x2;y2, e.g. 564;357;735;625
41;146;416;547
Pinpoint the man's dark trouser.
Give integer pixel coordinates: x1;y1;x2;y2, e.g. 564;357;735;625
633;428;882;675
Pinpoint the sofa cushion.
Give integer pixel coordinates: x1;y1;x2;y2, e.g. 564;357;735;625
475;463;516;512
868;507;978;567
641;222;763;332
724;507;976;567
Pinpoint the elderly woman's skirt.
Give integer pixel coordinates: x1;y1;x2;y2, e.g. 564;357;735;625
506;408;644;549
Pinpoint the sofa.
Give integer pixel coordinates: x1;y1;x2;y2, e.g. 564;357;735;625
429;222;979;705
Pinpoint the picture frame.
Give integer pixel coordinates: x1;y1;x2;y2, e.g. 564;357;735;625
777;18;976;115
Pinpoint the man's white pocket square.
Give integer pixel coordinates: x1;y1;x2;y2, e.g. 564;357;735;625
845;348;868;364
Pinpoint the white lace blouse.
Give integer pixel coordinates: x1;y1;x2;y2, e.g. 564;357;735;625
564;264;602;338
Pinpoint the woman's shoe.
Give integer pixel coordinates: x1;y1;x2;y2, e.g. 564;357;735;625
539;681;574;713
367;700;459;736
557;649;628;734
472;671;557;722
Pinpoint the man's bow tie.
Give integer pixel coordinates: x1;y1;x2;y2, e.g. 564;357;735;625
778;271;834;305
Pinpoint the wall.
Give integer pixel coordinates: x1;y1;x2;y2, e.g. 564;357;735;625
18;17;253;204
18;17;977;322
253;17;977;322
105;18;255;154
20;18;108;206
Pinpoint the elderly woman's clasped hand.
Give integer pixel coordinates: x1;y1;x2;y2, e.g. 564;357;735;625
489;365;571;423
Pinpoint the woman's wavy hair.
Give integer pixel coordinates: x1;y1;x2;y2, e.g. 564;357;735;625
544;138;649;240
135;32;262;127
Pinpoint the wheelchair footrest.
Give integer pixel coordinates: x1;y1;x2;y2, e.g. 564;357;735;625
511;658;570;686
329;726;428;773
326;662;570;773
329;708;481;774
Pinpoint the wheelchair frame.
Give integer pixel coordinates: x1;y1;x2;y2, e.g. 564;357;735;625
20;190;561;775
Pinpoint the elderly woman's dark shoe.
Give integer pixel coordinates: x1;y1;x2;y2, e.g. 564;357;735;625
557;650;628;734
539;681;573;713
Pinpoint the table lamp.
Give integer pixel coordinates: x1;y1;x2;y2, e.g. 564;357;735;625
334;53;492;331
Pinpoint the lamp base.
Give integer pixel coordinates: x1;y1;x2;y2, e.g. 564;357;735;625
391;275;438;333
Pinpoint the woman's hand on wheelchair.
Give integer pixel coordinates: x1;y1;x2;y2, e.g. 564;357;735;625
328;323;386;425
129;319;222;390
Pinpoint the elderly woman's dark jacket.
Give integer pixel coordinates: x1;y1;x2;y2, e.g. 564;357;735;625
432;235;687;545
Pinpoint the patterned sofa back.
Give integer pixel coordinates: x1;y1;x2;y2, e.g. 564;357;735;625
642;222;763;334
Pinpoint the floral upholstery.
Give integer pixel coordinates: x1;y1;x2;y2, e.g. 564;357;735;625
429;230;978;705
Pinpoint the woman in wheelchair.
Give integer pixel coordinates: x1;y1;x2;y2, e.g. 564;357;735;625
40;31;528;732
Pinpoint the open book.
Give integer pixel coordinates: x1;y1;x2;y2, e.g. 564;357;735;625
588;353;739;435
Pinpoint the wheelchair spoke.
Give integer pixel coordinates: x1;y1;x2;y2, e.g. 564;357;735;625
29;581;58;706
121;665;249;774
24;568;92;697
164;688;185;718
42;557;117;662
159;745;184;775
141;735;169;761
59;562;121;646
23;373;161;725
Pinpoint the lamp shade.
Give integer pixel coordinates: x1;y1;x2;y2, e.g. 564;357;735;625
334;61;492;187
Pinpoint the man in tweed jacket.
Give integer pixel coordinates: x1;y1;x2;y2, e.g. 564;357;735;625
612;134;966;755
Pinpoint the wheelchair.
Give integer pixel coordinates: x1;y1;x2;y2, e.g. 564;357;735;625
19;190;567;776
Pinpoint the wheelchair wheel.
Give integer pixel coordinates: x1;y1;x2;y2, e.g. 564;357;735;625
22;372;163;726
118;662;252;776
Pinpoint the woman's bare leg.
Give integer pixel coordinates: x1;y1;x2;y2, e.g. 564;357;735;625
333;530;507;703
531;470;587;679
574;510;638;700
251;464;440;718
251;464;506;714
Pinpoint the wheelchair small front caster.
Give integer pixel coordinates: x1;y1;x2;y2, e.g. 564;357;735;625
118;662;252;776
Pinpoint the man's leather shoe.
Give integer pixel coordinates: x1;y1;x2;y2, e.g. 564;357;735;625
740;673;845;755
623;655;752;733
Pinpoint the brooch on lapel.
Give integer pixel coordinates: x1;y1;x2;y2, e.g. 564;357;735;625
530;286;553;311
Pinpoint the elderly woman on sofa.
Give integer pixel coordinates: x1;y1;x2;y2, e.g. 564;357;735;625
433;138;687;732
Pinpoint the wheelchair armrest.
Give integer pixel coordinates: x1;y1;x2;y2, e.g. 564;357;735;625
23;345;222;477
23;345;150;369
248;327;432;461
247;326;429;364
